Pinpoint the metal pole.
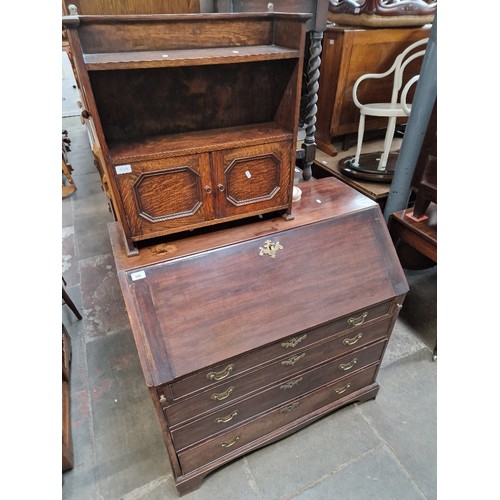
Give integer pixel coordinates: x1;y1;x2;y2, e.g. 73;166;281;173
383;15;437;222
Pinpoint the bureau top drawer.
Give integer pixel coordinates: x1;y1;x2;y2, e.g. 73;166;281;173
163;305;392;402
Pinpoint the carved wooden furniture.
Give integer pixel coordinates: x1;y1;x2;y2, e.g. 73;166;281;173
328;0;436;28
213;0;330;180
63;12;310;255
109;177;409;495
315;24;430;156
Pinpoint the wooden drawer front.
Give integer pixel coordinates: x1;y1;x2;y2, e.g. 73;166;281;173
177;363;379;474
115;153;214;239
212;140;292;218
170;340;385;451
167;301;392;401
164;339;386;429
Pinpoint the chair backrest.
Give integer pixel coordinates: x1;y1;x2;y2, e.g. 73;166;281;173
391;38;429;104
352;37;429;109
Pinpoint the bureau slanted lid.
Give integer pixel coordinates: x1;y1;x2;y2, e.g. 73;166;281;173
109;178;408;387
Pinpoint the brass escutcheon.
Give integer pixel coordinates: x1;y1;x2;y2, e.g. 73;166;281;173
221;435;240;448
216;410;238;424
259;239;283;258
207;364;234;381
343;332;363;346
281;353;305;366
210;386;235;401
280;377;302;390
339;358;357;371
282;334;307;349
347;312;368;327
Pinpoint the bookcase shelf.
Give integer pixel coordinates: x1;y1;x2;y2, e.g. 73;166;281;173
84;45;300;70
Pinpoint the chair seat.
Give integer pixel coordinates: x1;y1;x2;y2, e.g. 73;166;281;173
360;103;411;117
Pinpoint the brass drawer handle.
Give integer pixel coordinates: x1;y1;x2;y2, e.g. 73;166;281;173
343;332;364;346
216;410;238;424
207;364;234;381
335;383;351;395
280;377;302;390
282;334;307;349
281;353;305;366
210;386;235;401
339;358;357;371
221;435;240;448
280;401;300;414
347;312;368;327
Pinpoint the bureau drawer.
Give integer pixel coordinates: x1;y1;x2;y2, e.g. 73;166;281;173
177;363;379;474
164;339;386;429
164;301;392;402
170;340;385;450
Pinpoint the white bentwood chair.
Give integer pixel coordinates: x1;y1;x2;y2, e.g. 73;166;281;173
351;37;429;171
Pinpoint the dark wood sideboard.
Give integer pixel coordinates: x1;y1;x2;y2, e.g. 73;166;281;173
315;24;430;156
108;177;409;495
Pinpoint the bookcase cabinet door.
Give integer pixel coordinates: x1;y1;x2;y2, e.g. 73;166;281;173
115;153;214;240
213;141;292;218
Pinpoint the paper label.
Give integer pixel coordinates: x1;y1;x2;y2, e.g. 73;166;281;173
130;270;146;281
115;164;132;175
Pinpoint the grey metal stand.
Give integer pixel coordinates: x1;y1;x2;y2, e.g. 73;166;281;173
383;16;437;222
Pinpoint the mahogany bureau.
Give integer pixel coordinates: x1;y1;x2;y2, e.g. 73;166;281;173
108;177;409;495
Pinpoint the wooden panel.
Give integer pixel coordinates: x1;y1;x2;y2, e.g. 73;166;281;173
116;154;214;239
63;0;201;15
214;141;292;218
89;60;296;142
77;16;274;54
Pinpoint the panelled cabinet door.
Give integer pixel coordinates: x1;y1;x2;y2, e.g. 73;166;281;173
212;141;292;218
115;153;214;239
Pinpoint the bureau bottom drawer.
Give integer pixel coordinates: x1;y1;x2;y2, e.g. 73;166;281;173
177;363;379;474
